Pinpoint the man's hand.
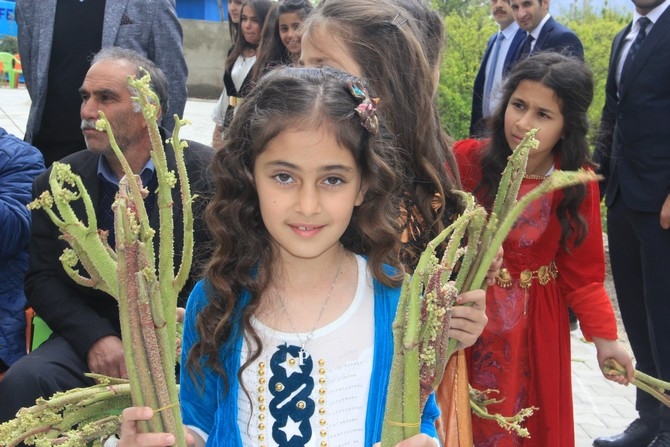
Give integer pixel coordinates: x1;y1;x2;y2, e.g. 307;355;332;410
119;407;198;447
87;335;127;379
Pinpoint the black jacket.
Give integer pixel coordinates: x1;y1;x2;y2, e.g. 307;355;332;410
25;129;214;361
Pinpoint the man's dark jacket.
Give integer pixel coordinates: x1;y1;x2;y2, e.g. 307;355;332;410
25;130;214;361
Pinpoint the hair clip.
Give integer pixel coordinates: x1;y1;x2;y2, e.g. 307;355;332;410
348;81;380;135
391;13;409;28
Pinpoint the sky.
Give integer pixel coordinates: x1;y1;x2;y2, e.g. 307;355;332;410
550;0;633;14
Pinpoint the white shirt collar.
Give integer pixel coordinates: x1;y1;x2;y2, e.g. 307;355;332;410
529;13;552;40
632;0;669;27
501;21;520;40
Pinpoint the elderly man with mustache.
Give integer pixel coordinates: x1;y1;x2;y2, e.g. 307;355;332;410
0;47;214;425
469;0;526;137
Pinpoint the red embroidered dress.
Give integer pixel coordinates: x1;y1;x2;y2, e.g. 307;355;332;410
454;139;618;447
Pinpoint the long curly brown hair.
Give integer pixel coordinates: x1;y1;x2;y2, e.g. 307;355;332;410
478;52;596;250
187;67;404;390
302;0;464;271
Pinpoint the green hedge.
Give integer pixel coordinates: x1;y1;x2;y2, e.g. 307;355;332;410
437;4;630;143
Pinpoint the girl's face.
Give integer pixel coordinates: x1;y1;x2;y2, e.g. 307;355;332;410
241;5;262;45
228;0;243;24
253;126;365;264
279;12;304;57
504;80;565;174
300;27;363;77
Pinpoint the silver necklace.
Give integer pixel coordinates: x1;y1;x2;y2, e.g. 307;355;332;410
275;248;346;365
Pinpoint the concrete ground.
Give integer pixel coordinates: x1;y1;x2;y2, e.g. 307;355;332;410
0;84;638;447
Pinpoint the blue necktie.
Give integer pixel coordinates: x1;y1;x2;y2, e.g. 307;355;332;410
620;16;651;88
483;32;504;117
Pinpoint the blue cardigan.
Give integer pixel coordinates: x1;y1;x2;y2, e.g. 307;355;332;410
180;277;440;446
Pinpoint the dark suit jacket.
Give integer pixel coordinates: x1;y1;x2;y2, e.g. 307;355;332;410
470;27;526;137
594;7;670;212
16;0;188;142
25;130;214;361
511;16;584;63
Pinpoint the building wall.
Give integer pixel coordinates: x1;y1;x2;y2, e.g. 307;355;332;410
1;5;229;100
181;18;232;99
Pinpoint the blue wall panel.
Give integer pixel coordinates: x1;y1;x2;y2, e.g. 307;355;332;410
176;0;229;21
0;0;17;38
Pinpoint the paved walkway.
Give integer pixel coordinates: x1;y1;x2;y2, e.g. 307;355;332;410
0;84;217;146
0;85;638;446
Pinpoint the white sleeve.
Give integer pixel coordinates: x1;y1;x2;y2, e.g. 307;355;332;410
211;88;229;125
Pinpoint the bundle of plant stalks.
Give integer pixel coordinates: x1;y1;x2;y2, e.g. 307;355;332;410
604;359;670;408
0;71;193;447
380;130;602;446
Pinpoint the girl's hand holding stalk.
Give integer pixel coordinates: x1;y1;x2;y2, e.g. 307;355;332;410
593;338;634;385
447;289;488;351
603;359;670;407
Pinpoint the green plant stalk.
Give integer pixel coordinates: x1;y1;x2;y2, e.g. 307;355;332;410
401;269;423;440
131;76;187;444
491;130;537;219
113;176;158;435
441;168;601;361
98;112;170;436
128;77;193;423
380;129;602;445
3;71;191;446
95;114;155;259
382;213;473;445
0;382;132;447
136;269;176;434
29;165;119;296
381;276;413;444
453;206;487;293
604;359;670;407
442;172;601;363
168;118;195;293
98;72;187;445
46;416;121;447
119;246;158;433
469;387;535;438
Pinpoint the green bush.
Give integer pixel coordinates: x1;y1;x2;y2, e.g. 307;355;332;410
437;5;630;143
0;35;18;54
436;5;629;233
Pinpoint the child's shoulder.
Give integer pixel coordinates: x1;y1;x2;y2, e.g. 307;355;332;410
356;254;402;295
453;137;487;156
453;138;488;170
453;138;488;192
185;279;221;314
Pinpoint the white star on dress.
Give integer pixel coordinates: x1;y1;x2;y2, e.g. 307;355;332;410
279;353;303;377
279;415;303;441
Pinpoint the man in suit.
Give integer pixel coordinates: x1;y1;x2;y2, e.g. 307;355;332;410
0;47;214;424
509;0;584;62
469;0;526;137
15;0;188;167
592;1;670;446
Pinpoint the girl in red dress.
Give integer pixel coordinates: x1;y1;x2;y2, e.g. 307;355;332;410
455;52;635;447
